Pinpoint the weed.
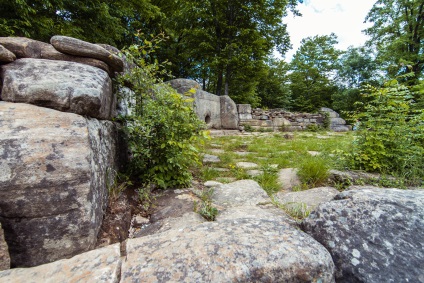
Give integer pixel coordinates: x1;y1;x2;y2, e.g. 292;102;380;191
136;186;155;211
193;188;218;221
107;169;132;202
297;156;330;187
201;167;221;181
254;164;280;195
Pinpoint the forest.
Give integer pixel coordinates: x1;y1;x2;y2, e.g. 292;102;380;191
1;0;423;113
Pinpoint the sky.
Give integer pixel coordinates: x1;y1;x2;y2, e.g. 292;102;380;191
282;0;376;61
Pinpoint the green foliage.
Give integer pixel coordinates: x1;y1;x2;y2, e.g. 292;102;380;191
297;156;330;187
118;34;206;189
289;34;342;112
365;0;424;82
0;0;160;46
193;188;218;221
348;79;424;185
106;169;131;202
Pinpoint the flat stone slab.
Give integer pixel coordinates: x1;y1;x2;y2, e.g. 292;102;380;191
302;187;424;282
212;180;271;208
121;218;335;282
278;168;301;190
0;244;121;283
204;181;223;187
274;187;339;211
236;162;258;169
247;169;262;177
202;154;220;164
307;151;321;156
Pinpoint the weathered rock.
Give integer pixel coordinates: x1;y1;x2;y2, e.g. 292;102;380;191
203;154;221;164
0;243;121;283
212;180;271;208
204;181;223;187
236;162;258;169
302;187;424;282
1;58;115;119
50;36;124;72
0;102;118;267
0;45;16;63
237;104;253;120
0;223;10;271
0;37;110;73
220;95;239;129
122;216;335;282
274;187;339;211
278;168;301;190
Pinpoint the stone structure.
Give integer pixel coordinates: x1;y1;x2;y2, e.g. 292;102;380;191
238;105;350;132
0;36;122;267
167;79;239;129
0;223;10;271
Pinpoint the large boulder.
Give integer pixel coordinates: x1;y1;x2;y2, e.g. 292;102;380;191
168;79;222;129
1;58;115;120
0;243;121;283
0;102;118;267
274;187;340;211
50;36;124;73
0;37;110;73
0;223;10;271
302;187;424;282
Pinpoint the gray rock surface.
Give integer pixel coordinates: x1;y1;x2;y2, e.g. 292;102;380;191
0;45;16;63
275;187;339;211
278;168;301;190
212;180;271;208
50;36;124;72
0;243;121;283
202;154;221;164
1;58;114;119
236;162;258;169
0;102;118;267
220;95;239;129
121;217;335;283
0;37;110;73
0;223;10;271
302;187;424;283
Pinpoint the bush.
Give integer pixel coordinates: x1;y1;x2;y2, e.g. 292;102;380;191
348;79;424;185
117;34;207;189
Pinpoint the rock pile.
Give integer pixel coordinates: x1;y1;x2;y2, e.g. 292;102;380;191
0;36;123;267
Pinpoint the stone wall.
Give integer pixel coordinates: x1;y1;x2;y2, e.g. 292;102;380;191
0;36;123;267
238;104;350;132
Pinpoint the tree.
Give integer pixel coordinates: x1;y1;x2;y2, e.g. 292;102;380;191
0;0;161;47
332;46;381;113
150;0;299;104
365;0;424;82
289;34;342;112
257;59;292;109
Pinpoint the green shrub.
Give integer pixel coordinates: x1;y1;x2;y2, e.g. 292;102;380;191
348;79;424;185
117;34;207;189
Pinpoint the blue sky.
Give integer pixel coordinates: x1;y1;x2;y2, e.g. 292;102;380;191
283;0;376;60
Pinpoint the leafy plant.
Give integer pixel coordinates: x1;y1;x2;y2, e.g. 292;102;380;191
347;79;424;185
117;33;207;189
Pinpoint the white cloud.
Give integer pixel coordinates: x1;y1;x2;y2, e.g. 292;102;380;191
282;0;376;61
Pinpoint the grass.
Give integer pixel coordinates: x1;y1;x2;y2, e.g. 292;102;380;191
196;131;354;192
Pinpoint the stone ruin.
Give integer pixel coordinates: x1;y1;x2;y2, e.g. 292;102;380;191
1;36;422;283
238;104;351;132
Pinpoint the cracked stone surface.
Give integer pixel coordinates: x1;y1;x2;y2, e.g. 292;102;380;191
274;187;339;211
302;187;424;283
0;244;121;283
